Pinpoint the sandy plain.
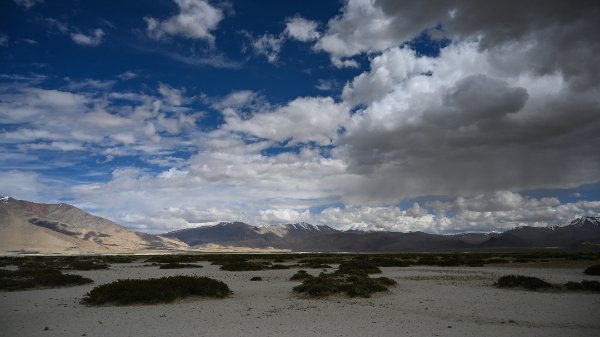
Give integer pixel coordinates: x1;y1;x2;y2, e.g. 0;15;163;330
1;261;599;337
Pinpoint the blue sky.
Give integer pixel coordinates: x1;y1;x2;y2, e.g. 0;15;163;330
1;0;599;233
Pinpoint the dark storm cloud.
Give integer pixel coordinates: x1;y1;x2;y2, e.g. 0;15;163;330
376;0;600;89
334;5;600;204
433;75;529;128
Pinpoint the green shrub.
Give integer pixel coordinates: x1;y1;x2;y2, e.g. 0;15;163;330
82;276;231;305
344;275;389;297
368;257;410;267
495;275;553;290
293;272;341;297
415;256;439;266
300;261;333;269
103;255;137;264
220;261;266;271
583;264;600;276
158;263;203;269
269;264;291;270
0;269;93;291
372;276;398;286
250;276;262;281
298;257;343;265
290;270;311;281
564;280;600;292
209;256;249;265
486;258;509;264
293;271;396;298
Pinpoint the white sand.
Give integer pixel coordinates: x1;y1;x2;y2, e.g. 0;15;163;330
1;262;599;337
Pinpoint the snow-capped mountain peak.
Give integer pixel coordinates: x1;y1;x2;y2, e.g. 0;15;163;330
568;216;600;228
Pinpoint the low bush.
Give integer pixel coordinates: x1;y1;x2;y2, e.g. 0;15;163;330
290;270;311;281
300;261;333;269
250;276;262;281
338;260;382;275
293;271;396;298
298;257;343;265
209;256;248;266
268;264;291;270
486;258;509;264
564;280;600;292
158;263;203;269
583;264;600;276
343;275;391;298
415;256;439;266
82;276;231;305
220;261;267;271
103;255;137;264
495;275;553;290
0;269;93;291
372;276;398;286
367;257;410;267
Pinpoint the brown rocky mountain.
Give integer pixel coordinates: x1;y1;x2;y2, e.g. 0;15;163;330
0;197;187;254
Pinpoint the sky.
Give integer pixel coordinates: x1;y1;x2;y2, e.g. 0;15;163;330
1;0;600;234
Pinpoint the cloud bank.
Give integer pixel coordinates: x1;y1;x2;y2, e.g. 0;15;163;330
2;0;599;234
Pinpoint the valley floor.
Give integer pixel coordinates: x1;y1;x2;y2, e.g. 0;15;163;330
1;262;599;337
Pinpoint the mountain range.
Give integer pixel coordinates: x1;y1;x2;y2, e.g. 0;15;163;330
164;217;600;252
1;197;599;254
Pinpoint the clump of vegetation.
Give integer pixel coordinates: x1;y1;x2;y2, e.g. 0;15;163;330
292;271;396;298
250;276;262;281
290;270;311;281
564;280;600;292
413;254;486;267
485;258;509;264
299;257;343;264
583;264;600;276
268;264;291;270
82;276;231;305
338;260;382;275
495;275;553;290
209;255;250;265
0;269;93;291
366;257;410;267
158;263;203;269
300;261;332;269
103;255;137;264
414;256;439;266
220;261;267;271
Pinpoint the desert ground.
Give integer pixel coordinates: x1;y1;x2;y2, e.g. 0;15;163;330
1;259;599;337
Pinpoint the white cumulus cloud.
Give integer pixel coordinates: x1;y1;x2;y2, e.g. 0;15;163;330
145;0;224;44
71;28;105;47
285;16;320;42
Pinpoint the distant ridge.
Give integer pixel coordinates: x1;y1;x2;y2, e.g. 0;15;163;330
164;216;600;252
482;216;600;249
2;197;599;253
